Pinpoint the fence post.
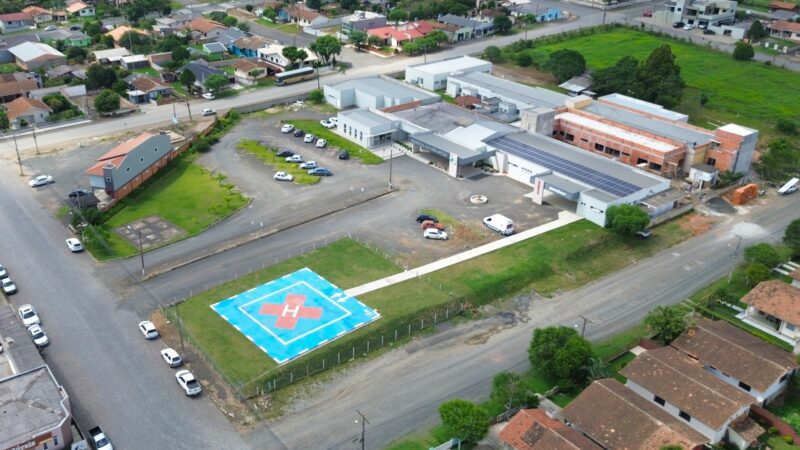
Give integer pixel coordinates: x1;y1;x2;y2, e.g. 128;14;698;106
322;359;325;370
306;364;309;376
381;335;384;347
352;346;355;360
338;352;340;364
421;318;424;330
446;307;449;320
408;323;411;336
290;372;293;383
434;313;437;324
367;340;370;352
394;329;398;341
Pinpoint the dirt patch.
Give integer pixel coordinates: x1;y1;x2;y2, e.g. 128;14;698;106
676;211;718;236
493;63;557;87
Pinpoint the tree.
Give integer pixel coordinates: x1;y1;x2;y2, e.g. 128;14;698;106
43;94;67;113
583;357;610;382
514;52;532;67
388;8;407;24
340;0;358;12
349;30;367;49
746;20;767;40
0;111;9;131
66;46;87;62
308;89;324;104
483;45;502;62
367;34;383;48
94;89;120;113
745;263;771;287
179;69;196;92
605;204;650;236
754;139;800;183
438;399;490;443
644;305;688;344
86;64;117;90
591;55;639;96
238;22;250;32
635;45;684;108
733;42;754;60
204;74;228;96
208;11;227;22
223;15;238;28
491;372;538;410
262;7;277;20
744;243;781;268
544;49;586;82
493;15;513;34
307;0;322;10
528;326;596;385
245;4;254;12
786;219;800;257
282;46;305;69
172;46;190;64
84;19;102;38
310;35;342;66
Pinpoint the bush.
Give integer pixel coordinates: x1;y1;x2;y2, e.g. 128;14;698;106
606;204;650;236
528;326;595;385
515;53;533;67
645;305;689;344
784;435;795;444
716;170;743;187
744;243;781;269
193;136;212;153
776;118;797;135
308;89;324;104
438;399;490;443
785;219;800;257
745;263;771;287
491;371;538;410
733;42;754;61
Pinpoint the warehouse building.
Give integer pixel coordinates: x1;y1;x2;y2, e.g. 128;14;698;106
405;55;492;91
323;76;439;110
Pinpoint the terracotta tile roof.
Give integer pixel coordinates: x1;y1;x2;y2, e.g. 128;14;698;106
66;2;91;13
0;12;34;22
730;416;765;445
86;155;124;176
5;96;51;120
0;79;37;97
499;409;601;450
561;379;708;450
770;20;800;33
190;18;227;34
130;75;168;93
22;6;52;15
285;5;322;22
105;25;148;43
232;35;269;50
426;20;459;32
671;319;798;393
230;58;268;72
770;0;798;10
405;21;435;34
741;280;800;325
367;25;425;42
147;51;172;65
620;347;755;430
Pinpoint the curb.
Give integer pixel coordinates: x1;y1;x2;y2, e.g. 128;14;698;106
143;187;396;280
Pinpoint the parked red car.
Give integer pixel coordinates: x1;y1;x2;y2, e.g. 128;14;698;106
421;220;445;231
643;10;653;17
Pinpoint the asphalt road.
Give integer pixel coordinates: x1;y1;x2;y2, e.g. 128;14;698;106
243;192;800;449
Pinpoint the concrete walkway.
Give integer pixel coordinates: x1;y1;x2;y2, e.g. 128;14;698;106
345;210;583;297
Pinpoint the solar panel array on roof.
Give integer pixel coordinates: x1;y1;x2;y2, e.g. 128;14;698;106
489;135;641;198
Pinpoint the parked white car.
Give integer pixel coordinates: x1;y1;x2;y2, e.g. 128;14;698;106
286;155;304;163
29;175;54;187
683;23;695;30
274;171;294;182
2;278;17;295
0;264;7;278
202;92;215;100
423;228;448;240
175;370;202;396
161;348;183;367
202;108;216;116
281;124;295;133
315;139;327;148
320;119;334;128
28;324;49;348
299;161;317;170
66;238;84;252
303;133;315;143
138;320;159;339
18;304;40;327
328;117;338;127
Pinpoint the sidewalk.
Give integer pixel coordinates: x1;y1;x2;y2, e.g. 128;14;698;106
345;210;582;297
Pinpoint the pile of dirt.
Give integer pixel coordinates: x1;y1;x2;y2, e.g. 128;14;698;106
677;212;717;236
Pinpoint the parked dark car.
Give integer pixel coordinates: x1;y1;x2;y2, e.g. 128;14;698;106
338;150;350;160
703;28;716;35
276;149;294;157
293;129;304;137
68;189;90;198
308;168;333;176
673;21;685;28
416;214;438;223
69;25;82;31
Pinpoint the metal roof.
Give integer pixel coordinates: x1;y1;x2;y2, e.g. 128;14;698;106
407;55;490;76
599;93;688;122
203;42;227;53
450;72;570;109
411;131;488;161
438;14;493;29
341;109;394;128
328;76;438;102
8;42;64;62
584;101;713;146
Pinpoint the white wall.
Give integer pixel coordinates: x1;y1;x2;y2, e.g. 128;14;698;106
576;194;614;227
704;365;793;405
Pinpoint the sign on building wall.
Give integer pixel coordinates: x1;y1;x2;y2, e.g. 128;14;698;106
531;177;545;205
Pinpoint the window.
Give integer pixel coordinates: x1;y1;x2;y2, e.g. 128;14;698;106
558;130;565;136
738;381;752;392
706;157;717;166
565;133;574;142
552;130;558;136
786;323;796;331
580;138;588;143
594;143;605;151
654;395;665;406
637;158;648;165
678;410;691;422
649;162;662;171
105;177;111;182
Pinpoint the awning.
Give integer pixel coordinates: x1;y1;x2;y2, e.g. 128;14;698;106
537;174;585;201
410;132;494;165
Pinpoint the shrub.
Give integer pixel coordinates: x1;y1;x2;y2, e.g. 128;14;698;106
776;118;797;135
733;42;754;61
784;435;795;444
744;263;770;287
308;89;324;104
438;399;490;443
744;243;781;269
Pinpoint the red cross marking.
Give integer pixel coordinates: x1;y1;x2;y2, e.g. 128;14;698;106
259;294;323;329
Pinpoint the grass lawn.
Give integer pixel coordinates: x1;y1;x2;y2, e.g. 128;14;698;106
517;27;800;131
770;378;800;436
170;82;188;97
287;119;384;165
0;63;20;74
766;437;800;450
167;239;401;388
237;139;319;184
255;18;300;34
133;67;159;77
86;156;248;259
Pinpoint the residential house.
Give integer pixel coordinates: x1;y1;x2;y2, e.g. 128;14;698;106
105;26;149;46
0;13;34;33
510;4;563;22
180;60;229;91
499;408;602;450
202;42;227;59
0;35;38;64
214;28;247;49
0;73;38;103
8;42;66;70
46;65;82;82
152;17;178;36
51;10;68;22
120;54;149;70
147;51;173;70
257;43;318;73
769;0;798;11
282;5;328;27
619;347;757;444
92;47;131;64
341;10;386;34
22;6;54;24
768;20;800;42
740;280;800;351
229;35;269;58
667;0;737;27
560;379;708;450
424;20;459;42
254;0;282;16
85;132;173;201
671;318;798;405
367;21;435;49
437;14;495;40
4;96;52;126
36;29;92;47
67;2;96;17
125;74;171;103
189;18;228;41
229;58;269;85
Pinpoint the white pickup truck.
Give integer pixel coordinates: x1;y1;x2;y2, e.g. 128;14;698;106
88;426;113;450
778;177;799;195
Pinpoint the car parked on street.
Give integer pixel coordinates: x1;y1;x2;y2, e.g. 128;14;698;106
683;23;695;30
274;171;294;181
281;124;295;133
44;25;58;31
69;25;81;31
0;264;7;278
202;108;216;116
160;348;183;367
286;155;304;163
320;119;335;128
308;167;332;176
643;10;653;17
29;175;54;187
66;238;83;252
18;304;40;327
416;214;438;223
2;278;17;295
300;161;317;170
202;92;215;100
315;139;327;148
293;129;304;137
303;133;316;143
138;320;158;339
673;21;685;28
421;220;445;231
175;370;202;396
68;189;89;198
276;149;294;157
28;324;49;348
424;228;448;240
338;150;350;160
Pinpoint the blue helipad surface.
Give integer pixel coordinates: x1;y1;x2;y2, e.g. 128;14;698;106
210;268;381;364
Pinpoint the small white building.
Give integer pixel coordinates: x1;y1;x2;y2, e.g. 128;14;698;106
337;109;404;148
404;55;492;91
324;76;439;110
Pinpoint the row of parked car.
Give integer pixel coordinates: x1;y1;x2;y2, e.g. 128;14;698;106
138;320;203;397
18;304;50;349
416;214;448;241
0;263;17;296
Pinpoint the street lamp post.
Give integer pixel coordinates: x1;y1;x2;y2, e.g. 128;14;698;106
176;300;185;353
31;125;40;155
728;234;742;283
577;314;594;338
12;131;23;176
388;145;393;188
355;410;368;450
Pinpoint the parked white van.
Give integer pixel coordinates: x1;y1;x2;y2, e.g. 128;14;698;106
483;214;514;235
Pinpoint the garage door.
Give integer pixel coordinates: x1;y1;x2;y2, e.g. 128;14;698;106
506;161;534;185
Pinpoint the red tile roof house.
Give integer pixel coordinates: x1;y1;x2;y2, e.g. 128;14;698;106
671;318;798;406
367;22;434;49
188;18;228;41
21;6;54;24
4;96;52;127
86;132;173;201
768;20;800;43
739;280;800;352
229;59;269;85
0;13;34;33
498;408;601;450
283;5;327;27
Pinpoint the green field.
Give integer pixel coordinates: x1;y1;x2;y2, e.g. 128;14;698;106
287;119;385;165
86;157;248;259
255;18;301;34
237;139;319;184
516;27;800;132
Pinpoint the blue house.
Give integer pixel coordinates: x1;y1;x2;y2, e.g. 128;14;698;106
537;7;562;22
511;5;562;22
228;36;269;58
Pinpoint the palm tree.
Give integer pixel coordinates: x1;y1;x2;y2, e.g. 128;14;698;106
583;357;610;382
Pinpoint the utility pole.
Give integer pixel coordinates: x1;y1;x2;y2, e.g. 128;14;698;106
31;125;40;155
176;301;185;353
602;2;607;25
185;95;193;122
728;234;742;283
137;229;145;277
12;132;23;176
388;144;393;188
355;410;368;450
578;314;594;338
315;65;321;90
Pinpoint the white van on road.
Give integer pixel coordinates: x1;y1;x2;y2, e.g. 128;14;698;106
483;214;514;235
